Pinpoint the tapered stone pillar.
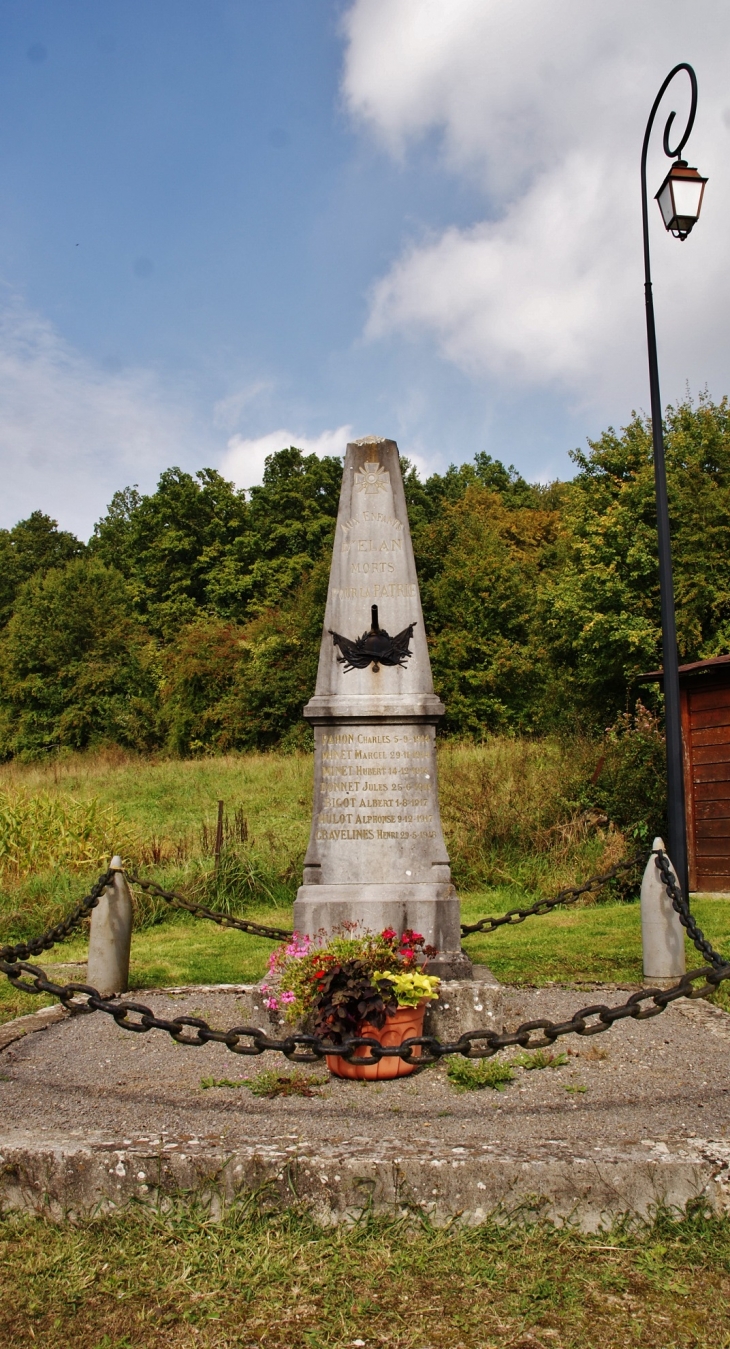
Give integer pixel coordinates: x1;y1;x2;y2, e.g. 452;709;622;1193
294;436;471;979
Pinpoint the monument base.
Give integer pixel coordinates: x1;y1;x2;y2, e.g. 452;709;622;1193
293;881;471;981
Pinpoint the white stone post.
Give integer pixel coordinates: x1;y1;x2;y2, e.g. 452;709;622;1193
641;837;686;986
86;855;133;996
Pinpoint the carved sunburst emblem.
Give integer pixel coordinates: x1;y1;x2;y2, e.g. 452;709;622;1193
355;461;389;495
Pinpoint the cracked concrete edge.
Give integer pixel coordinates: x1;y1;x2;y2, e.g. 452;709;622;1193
674;996;730;1042
1;1134;729;1230
0;1004;68;1053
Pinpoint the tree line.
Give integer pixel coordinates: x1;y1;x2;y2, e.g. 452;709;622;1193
1;394;729;761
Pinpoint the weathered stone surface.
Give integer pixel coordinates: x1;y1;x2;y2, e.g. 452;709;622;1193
641;838;686;985
0;1003;68;1052
294;436;467;975
87;859;133;997
2;983;730;1228
1;1131;728;1230
424;979;503;1041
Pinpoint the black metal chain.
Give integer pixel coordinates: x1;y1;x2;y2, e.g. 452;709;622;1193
0;869;113;966
126;875;293;943
653;849;725;969
2;847;728;1065
0;865;290;972
460;853;644;936
1;954;728;1064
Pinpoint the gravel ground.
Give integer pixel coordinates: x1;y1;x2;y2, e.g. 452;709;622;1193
2;984;730;1153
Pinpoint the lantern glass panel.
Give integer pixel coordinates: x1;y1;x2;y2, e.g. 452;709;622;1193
671;175;704;223
657;180;674;229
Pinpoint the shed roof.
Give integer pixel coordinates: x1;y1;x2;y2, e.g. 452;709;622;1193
638;653;730;683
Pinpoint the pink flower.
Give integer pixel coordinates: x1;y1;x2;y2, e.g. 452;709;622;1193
280;990;296;1004
285;936;311;959
263;996;279;1011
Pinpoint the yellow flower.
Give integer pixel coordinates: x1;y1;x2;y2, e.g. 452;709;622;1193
373;969;440;1007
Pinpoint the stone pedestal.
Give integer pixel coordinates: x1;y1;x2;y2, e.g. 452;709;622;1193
424;977;503;1041
641;837;686;987
294;436;471;979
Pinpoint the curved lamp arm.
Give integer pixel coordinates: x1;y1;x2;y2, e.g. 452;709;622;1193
641;63;698;284
640;62;699;902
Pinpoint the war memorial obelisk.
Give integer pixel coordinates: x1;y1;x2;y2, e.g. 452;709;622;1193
294;436;471;979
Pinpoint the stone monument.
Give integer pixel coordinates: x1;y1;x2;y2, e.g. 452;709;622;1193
293;436;471;979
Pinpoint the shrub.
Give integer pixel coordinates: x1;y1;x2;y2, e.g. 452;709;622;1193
587;702;667;844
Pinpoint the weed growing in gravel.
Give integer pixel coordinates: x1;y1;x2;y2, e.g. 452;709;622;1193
247;1069;326;1098
447;1059;515;1092
200;1076;248;1090
200;1070;326;1098
564;1083;587;1094
447;1049;569;1092
513;1049;568;1070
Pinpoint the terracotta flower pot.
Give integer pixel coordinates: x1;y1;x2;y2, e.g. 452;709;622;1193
326;1001;426;1081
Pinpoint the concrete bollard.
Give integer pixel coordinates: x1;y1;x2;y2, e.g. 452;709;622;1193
641;837;686;986
86;856;133;997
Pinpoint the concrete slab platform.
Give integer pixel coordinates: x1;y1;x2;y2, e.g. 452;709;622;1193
2;982;730;1229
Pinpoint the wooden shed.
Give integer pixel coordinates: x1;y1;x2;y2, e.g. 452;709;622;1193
641;654;730;893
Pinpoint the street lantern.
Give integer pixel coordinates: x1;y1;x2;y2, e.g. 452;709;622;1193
655;160;707;239
640;63;706;901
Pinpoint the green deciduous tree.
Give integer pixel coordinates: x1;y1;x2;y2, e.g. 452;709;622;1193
0;511;85;628
541;393;730;721
0;558;158;758
1;400;729;757
90;450;342;637
415;484;560;734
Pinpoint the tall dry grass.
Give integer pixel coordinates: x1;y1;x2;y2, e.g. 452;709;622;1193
0;737;642;949
438;739;627;893
0;788;136;880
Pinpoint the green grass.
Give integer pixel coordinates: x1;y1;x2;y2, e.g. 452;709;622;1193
0;748;313;846
3;895;730;1027
461;892;730;985
1;1203;730;1348
447;1058;516;1091
0;741;636;944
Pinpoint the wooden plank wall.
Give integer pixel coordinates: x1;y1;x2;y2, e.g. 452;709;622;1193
683;680;730;891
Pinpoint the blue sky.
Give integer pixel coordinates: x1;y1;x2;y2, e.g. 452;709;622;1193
1;0;729;536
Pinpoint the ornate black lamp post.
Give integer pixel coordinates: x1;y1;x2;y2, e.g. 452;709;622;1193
641;64;707;896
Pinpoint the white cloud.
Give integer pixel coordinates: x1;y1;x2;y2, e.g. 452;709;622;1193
212;381;272;432
221;424;353;489
343;0;730;416
0;296;208;539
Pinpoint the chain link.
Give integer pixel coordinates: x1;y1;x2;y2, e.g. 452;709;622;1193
2;954;728;1063
653;849;725;968
0;869;113;966
126;875;293;942
460;853;644;935
2;848;728;1065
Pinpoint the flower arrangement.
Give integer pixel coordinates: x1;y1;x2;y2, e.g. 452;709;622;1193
261;925;440;1042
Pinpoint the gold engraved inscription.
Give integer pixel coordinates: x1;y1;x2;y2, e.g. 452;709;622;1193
329;582;417;602
316;731;435;842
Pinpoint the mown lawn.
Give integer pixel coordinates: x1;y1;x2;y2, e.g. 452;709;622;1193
1;1202;729;1349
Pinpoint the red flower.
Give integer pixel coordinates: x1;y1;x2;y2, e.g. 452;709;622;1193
381;927;397;941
